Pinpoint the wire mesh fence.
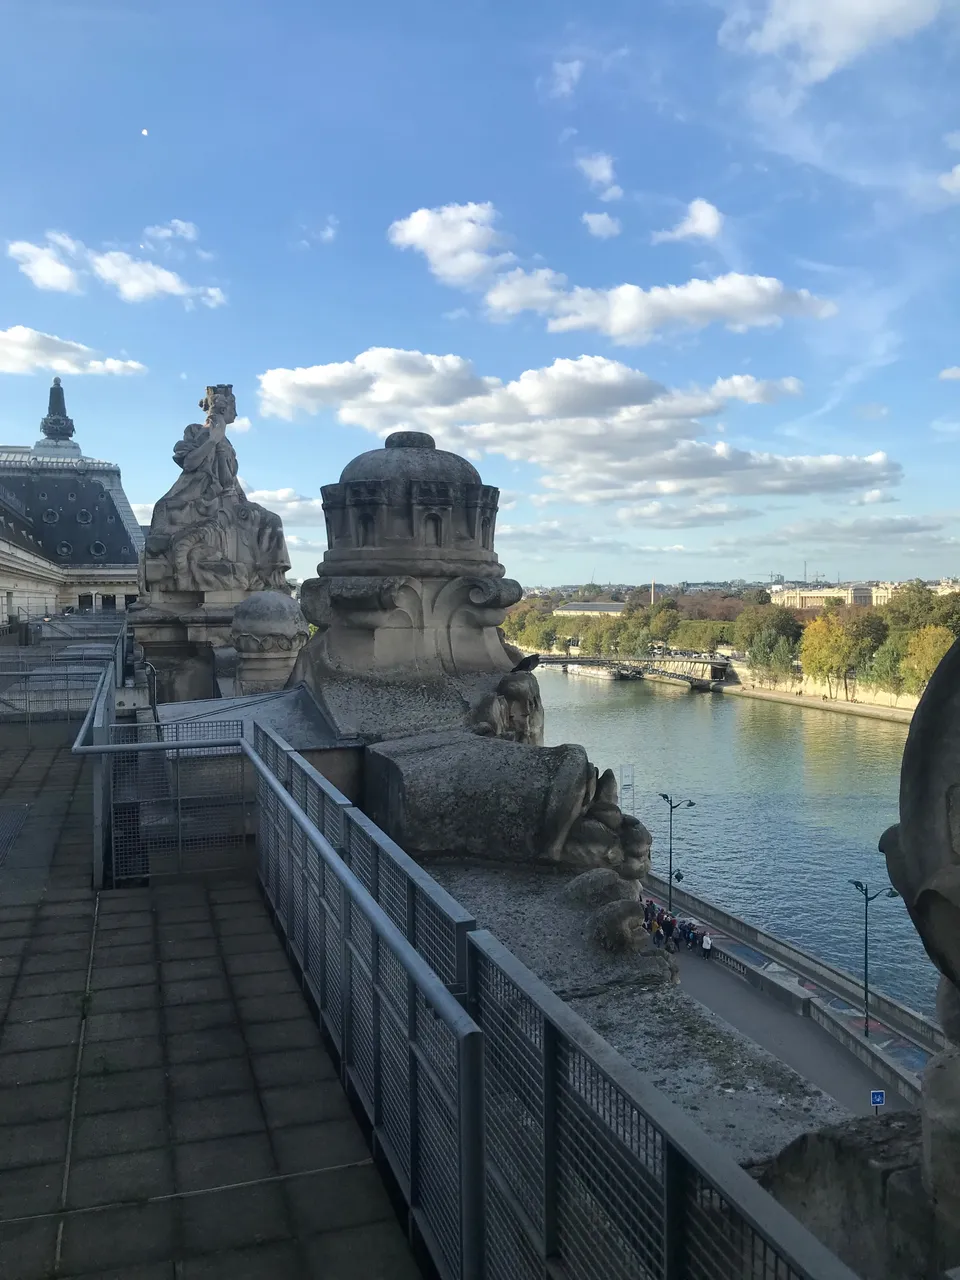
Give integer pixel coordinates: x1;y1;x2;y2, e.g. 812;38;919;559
255;761;483;1280
108;719;250;883
252;721;476;993
466;929;856;1280
0;625;125;745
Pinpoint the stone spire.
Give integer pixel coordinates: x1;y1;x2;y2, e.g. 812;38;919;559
40;377;75;441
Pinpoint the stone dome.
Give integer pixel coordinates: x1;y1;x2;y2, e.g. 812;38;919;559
231;590;306;637
339;431;482;487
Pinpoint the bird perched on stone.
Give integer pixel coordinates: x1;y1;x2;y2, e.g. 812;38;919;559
511;653;540;673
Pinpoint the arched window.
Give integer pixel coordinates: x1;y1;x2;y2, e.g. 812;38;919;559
424;513;442;547
481;516;492;549
357;513;374;547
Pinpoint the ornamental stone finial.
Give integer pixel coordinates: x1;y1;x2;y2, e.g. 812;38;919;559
41;377;75;441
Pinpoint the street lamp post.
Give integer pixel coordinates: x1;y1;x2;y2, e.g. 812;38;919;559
848;880;899;1039
659;794;695;912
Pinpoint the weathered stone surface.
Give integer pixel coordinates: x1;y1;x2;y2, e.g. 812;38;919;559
592;900;655;955
466;671;544;746
749;1113;936;1280
231;591;309;695
141;386;290;603
922;1046;960;1264
563;868;640;907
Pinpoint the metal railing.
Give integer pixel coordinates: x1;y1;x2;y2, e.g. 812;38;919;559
72;710;859;1280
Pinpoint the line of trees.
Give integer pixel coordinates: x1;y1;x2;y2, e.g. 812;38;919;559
502;579;960;702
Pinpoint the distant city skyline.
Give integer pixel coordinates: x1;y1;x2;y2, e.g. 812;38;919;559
2;1;959;584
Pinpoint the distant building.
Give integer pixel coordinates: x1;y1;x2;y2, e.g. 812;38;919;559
554;602;626;618
933;579;960;597
0;379;143;621
776;584;874;609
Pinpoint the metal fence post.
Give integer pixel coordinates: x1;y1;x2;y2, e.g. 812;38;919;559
175;748;183;874
542;1019;559;1263
663;1133;689;1277
406;966;421;1236
458;1026;485;1280
340;880;353;1084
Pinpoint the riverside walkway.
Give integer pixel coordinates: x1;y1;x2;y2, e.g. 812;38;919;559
644;884;929;1112
0;741;420;1280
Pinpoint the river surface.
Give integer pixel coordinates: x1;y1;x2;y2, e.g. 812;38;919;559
539;670;938;1016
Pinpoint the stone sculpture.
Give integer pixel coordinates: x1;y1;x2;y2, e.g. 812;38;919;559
231;590;310;695
466;670;544;746
880;639;960;1266
142;385;291;602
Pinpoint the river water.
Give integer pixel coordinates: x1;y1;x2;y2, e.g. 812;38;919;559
538;669;938;1015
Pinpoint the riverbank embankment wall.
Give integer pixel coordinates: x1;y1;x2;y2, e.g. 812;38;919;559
726;661;919;717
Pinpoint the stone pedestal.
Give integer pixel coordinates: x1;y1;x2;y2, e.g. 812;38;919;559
130;602;237;703
231;591;309;695
923;1046;960;1270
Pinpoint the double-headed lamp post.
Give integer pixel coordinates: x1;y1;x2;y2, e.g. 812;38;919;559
848;880;899;1039
659;794;695;912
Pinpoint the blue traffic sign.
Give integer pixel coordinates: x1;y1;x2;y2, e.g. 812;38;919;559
871;1090;886;1108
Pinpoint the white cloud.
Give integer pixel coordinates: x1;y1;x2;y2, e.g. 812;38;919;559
387;202;514;286
131;502;155;525
652;199;723;244
496;520;639;559
242;487;327;524
710;373;803;402
228;416;252;433
0;325;145;376
723;0;946;86
257;346;896;508
855;402;889;420
144;219;198;242
576;152;615;187
548;59;583;98
939;164;960;196
581;212;621;239
575;152;623;201
616;501;763;527
485;266;835;343
940;366;960;380
8;240;81;292
849;488;898;505
7;231;225;307
317;215;338;243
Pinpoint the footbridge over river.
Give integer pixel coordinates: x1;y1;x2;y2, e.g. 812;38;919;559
537;652;730;690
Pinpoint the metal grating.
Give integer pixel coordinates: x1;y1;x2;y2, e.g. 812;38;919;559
0;804;28;867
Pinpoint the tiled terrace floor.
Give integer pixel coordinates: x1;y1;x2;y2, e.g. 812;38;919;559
0;745;422;1279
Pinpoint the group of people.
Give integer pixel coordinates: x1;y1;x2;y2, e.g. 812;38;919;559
642;900;713;958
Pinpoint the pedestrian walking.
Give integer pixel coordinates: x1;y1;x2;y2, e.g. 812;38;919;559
702;933;713;960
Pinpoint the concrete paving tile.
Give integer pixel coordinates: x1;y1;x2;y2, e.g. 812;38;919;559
210;902;264;921
6;991;84;1022
163;1001;235;1036
244;1018;321;1055
93;926;153;948
60;1201;177;1274
73;1104;167;1159
180;1182;290;1254
32;919;91;940
237;993;308;1025
0;1045;75;1086
81;1036;163;1076
272;1119;368;1175
28;932;92;955
166;1028;246;1065
89;983;158;1015
0;1078;72;1124
0;908;36;923
216;917;275;939
157;923;215;942
158;937;219;961
0;938;27;962
98;890;152;912
251;1048;337;1091
97;915;153;935
285;1162;391;1236
85;1008;161;1043
67;1146;174;1209
162;977;229;1007
303;1220;421;1280
231;970;300;1000
0;1217;58;1280
65;1265;173;1280
261;1081;349;1131
90;962;157;990
179;1240;301;1280
174;1132;276;1193
77;1067;166;1116
154;907;212;925
38;900;94;919
19;949;90;975
222;948;289;976
167;1058;254;1102
218;933;282;957
0;1160;62;1216
172;1092;264;1144
17;969;88;996
92;943;156;967
0;921;33;940
0;1116;68;1170
0;1014;81;1052
160;957;223;984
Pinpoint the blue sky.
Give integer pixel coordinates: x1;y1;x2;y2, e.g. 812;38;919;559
2;0;960;587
